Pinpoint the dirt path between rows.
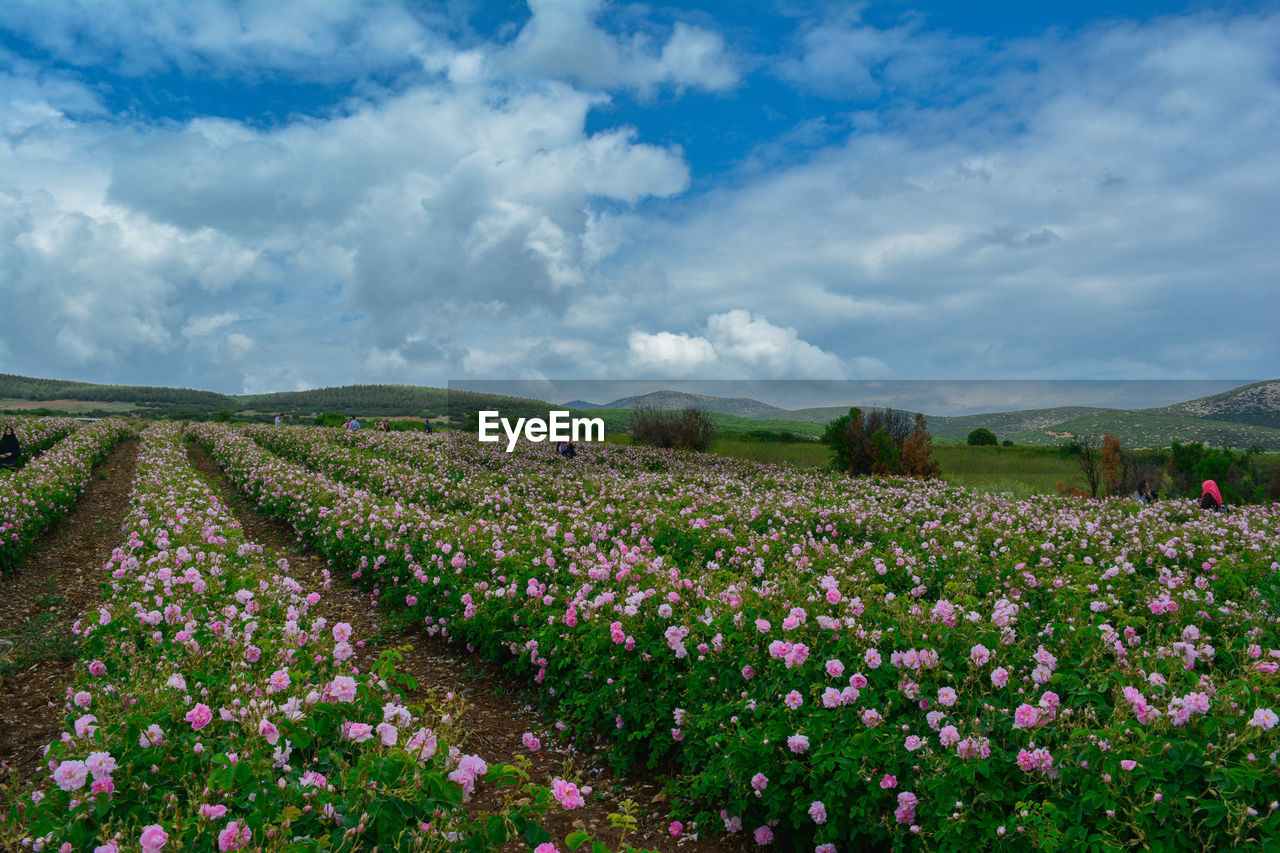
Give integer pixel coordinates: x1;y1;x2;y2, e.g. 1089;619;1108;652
185;441;744;852
0;440;139;782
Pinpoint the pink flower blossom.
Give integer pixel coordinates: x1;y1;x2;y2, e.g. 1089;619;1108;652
345;722;373;743
52;760;88;791
325;675;357;703
84;750;117;781
880;774;897;789
139;824;168;853
74;714;98;738
808;800;828;824
185;703;213;730
1249;708;1279;729
267;669;291;693
551;778;585;809
217;819;250;851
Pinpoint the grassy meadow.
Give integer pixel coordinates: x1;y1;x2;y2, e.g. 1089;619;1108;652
709;437;1083;496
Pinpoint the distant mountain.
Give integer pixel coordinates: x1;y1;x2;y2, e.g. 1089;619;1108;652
1147;379;1280;429
563;400;604;410
601;390;785;418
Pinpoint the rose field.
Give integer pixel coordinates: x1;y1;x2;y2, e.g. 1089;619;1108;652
3;419;1280;852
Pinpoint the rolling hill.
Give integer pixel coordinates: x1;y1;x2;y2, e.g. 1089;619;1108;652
598;390;785;418
1148;379;1280;429
4;372;1279;449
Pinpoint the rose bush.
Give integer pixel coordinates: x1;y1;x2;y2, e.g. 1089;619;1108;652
196;423;1280;851
6;424;623;852
0;418;131;575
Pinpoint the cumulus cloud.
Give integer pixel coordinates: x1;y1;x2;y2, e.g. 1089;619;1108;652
506;0;739;95
632;11;1280;379
1;4;1277;392
628;311;846;378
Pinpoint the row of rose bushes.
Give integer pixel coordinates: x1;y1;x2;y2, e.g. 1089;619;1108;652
0;418;131;574
209;424;1280;851
0;416;80;466
5;423;605;853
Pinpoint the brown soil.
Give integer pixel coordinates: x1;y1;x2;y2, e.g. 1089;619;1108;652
0;440;139;780
185;442;745;852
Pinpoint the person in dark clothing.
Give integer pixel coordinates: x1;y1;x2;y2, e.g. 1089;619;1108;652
423;420;433;434
0;426;19;469
1132;480;1156;504
1200;479;1223;512
559;441;576;459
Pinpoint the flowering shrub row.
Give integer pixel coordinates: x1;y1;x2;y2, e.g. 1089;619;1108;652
0;419;131;574
206;424;1280;851
0;416;79;464
6;423;595;853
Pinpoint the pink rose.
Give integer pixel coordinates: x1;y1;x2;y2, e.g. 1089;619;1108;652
139;824;168;853
185;703;213;730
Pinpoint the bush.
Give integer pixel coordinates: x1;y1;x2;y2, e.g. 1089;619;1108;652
825;407;939;478
967;428;998;446
1002;439;1014;447
314;412;345;427
629;407;714;451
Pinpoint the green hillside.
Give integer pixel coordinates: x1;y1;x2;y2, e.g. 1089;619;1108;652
1149;378;1280;429
1006;410;1280;450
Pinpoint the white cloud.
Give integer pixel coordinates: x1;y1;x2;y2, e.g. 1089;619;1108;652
1;4;1277;391
182;312;240;338
627;311;845;378
506;0;739;95
223;332;256;363
627;330;718;375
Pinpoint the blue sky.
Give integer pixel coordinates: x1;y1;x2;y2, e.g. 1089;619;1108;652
1;1;1276;395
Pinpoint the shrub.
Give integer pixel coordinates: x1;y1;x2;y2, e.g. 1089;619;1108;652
629;407;714;451
967;428;998;446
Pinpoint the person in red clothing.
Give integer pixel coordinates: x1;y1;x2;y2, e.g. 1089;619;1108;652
1200;479;1224;512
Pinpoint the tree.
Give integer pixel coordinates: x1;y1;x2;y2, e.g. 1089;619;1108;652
967;428;998;446
1100;434;1126;496
826;407;937;479
1076;436;1102;498
901;413;941;479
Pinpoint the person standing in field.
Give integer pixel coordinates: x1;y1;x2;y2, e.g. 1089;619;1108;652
423;419;433;434
274;414;283;426
1200;479;1223;512
1132;480;1156;504
347;418;361;431
0;425;19;469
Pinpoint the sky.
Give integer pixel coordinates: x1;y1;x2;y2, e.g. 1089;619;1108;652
1;0;1277;398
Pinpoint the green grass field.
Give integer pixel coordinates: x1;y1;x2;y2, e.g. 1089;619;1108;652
709;439;1084;496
